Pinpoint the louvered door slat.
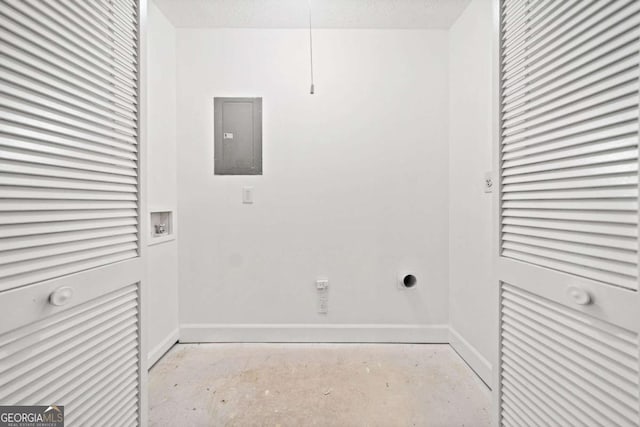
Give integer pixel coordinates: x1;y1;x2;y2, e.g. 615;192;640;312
0;2;137;89
1;97;137;144
0;226;138;253
499;0;640;291
0;218;138;239
502;0;598;63
0;148;137;177
0;70;137;129
0;242;138;277
0;0;139;292
503;111;637;151
0;42;136;112
0;213;137;227
1;2;137;87
501;387;548;426
504;28;639;100
503;376;572;425
0;187;137;201
1;316;137;400
0;28;136;103
22;329;138;404
1;110;137;152
0;200;138;211
504;19;640;94
504;166;638;188
26;1;137;71
504;175;638;192
503;135;638;168
504;64;638;122
504;187;637;200
1;235;138;265
502;305;638;366
502;209;636;224
92;7;136;43
503;358;612;426
60;351;137;423
502;225;636;250
503;318;639;398
0;83;137;137
1;58;137;119
503;81;638;133
59;352;137;411
504;0;638;76
502;98;638;143
85;380;138;427
503;327;638;408
70;1;137;52
503;0;556;44
0;174;137;193
502;217;636;238
505;340;637;424
102;0;137;25
0;138;136;167
1;161;138;185
502;234;637;263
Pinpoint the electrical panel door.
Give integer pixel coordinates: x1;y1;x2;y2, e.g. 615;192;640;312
214;97;262;175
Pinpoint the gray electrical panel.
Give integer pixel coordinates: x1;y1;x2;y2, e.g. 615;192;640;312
214;97;262;175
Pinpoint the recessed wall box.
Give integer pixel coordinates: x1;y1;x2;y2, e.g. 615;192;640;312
149;210;175;245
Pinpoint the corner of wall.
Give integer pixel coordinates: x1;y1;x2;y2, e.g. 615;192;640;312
148;327;180;367
146;0;180;364
446;0;495;387
449;327;492;387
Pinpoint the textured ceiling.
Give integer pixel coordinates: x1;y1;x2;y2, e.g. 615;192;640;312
152;0;471;29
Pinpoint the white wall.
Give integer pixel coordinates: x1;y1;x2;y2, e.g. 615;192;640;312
176;29;451;341
448;0;495;385
146;1;179;364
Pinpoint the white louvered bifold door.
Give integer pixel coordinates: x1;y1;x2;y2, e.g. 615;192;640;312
496;0;640;425
0;0;146;425
0;0;140;291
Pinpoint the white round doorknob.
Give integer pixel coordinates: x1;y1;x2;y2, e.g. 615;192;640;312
567;286;592;305
49;287;73;306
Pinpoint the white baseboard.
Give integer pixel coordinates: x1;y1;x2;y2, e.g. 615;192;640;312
180;323;449;343
148;327;180;368
176;324;489;387
449;327;492;387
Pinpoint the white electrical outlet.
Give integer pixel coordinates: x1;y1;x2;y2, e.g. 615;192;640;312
316;279;329;314
484;171;494;193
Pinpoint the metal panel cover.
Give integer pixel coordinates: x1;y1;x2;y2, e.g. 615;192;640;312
214;97;262;175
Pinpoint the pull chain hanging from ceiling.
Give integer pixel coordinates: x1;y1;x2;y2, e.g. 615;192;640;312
308;0;315;94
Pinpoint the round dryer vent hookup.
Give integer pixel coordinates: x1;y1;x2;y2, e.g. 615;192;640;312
399;273;418;289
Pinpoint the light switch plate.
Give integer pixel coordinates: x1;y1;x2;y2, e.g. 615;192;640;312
484;171;494;193
242;186;253;204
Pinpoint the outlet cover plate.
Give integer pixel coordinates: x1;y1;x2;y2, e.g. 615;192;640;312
484;171;494;193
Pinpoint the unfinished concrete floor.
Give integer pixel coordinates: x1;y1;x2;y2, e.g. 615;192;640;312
149;343;490;427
